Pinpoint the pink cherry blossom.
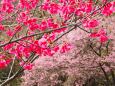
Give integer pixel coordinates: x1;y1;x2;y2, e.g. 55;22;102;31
99;35;108;43
23;63;33;70
0;24;5;31
88;19;99;28
0;60;7;69
60;43;71;53
102;2;115;16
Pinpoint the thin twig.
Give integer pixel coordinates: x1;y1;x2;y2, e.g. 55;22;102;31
99;63;110;86
7;57;16;79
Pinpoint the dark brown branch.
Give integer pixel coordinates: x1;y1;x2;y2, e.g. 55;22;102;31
53;26;77;43
0;23;89;48
110;69;115;85
99;63;110;86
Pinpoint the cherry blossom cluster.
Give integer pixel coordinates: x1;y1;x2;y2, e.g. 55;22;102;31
0;0;114;71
